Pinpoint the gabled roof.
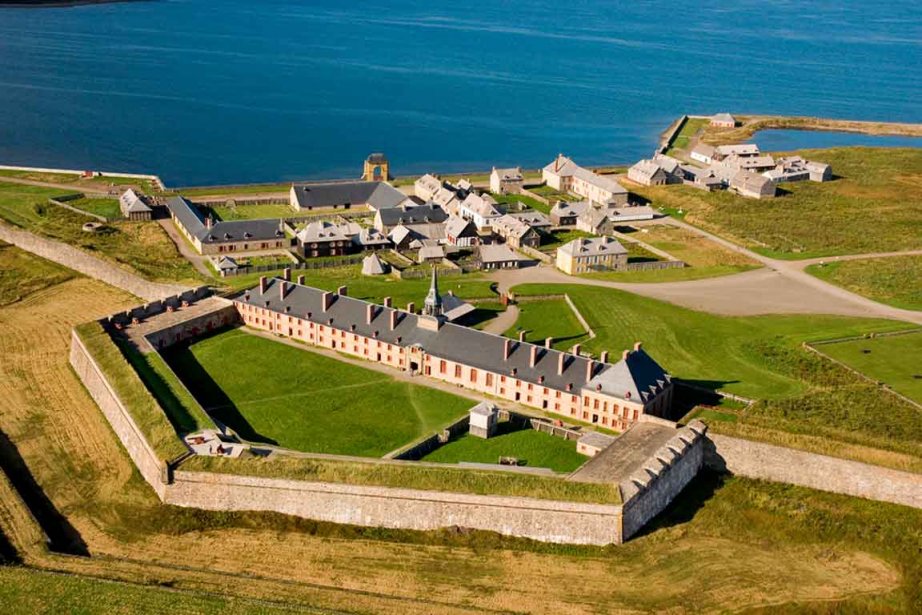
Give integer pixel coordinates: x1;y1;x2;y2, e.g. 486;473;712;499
491;166;523;181
478;243;527;264
297;220;347;243
445;215;477;238
543;154;628;197
629;159;666;179
712;112;735;124
549;199;591;219
716;143;760;157
291;181;407;211
459;193;501;219
352;227;390;247
215;255;239;271
376;203;448;227
507;210;551;227
558;236;627;258
691;143;716;158
492;214;537;239
167;196;288;244
119;189;151;214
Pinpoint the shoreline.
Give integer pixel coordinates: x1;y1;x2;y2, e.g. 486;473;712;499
2;114;920;195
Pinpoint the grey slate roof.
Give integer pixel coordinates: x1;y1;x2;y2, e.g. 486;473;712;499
361;253;388;275
377;203;448;227
549;199;591;219
478;244;528;264
296;220;347;243
558;236;627;258
167;196;288;244
507;211;551;228
119;189;151;214
239;278;670;403
291;181;407;211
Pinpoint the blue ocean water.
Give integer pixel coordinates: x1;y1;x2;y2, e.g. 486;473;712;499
0;0;919;186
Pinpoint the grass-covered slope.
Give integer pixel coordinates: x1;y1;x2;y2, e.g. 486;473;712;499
807;255;922;311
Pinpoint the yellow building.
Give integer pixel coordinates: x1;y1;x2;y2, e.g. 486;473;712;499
556;236;627;275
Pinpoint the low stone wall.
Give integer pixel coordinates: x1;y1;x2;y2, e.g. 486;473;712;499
624;260;685;272
164;470;623;545
620;420;707;540
69;330;168;497
706;434;922;509
48;196;109;223
0;222;187;301
390;415;471;461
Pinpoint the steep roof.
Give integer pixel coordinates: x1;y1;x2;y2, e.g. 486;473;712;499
585;347;671;403
297;220;347;243
376;203;448;227
491;166;523;181
544;154;627;196
558;236;627;258
291;181;407;211
507;210;551;227
492;214;537;240
239;278;668;403
445;215;477;238
361;253;388;276
459;193;501;218
166;196;287;244
478;243;527;264
549;199;590;219
119;189;151;214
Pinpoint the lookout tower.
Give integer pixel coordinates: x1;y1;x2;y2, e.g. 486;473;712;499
363;153;389;182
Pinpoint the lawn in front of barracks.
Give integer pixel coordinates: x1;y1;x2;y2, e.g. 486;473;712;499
164;327;472;456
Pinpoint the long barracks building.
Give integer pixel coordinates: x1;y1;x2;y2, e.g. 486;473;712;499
233;270;673;431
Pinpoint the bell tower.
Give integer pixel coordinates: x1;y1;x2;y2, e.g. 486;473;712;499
423;266;443;318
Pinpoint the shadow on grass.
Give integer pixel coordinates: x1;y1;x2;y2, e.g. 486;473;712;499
0;429;88;557
632;469;726;539
459;306;504;329
161;331;278;446
670;380;740;421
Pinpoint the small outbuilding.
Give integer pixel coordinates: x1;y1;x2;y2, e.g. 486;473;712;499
710;113;737;128
469;402;499;438
119;189;152;221
361;253;389;276
576;432;616;457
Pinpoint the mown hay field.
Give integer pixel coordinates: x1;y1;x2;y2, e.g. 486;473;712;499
817;332;922;404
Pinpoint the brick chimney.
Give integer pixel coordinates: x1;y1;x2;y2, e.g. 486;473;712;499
366;304;375;324
622;349;630;360
389;310;398;331
407;301;415;314
279;280;287;301
321;291;334;312
337;285;347;296
205;215;213;229
297;274;304;285
545;337;553;349
384;296;392;308
529;345;538;368
585;360;595;383
634;341;643;351
557;352;566;375
572;343;581;356
259;276;267;294
283;267;291;281
503;338;512;361
518;331;526;343
600;350;609;364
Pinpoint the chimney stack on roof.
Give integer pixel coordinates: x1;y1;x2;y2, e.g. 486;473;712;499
383;296;392;308
407;301;415;314
337;285;347;296
321;291;334;312
529;345;538;368
558;352;566;375
366;304;374;324
205;216;213;230
634;341;643;351
518;331;526;343
279;280;287;301
545;337;553;349
259;276;267;294
585;360;595;383
600;350;609;364
572;343;581;356
297;274;305;285
503;338;512;361
622;349;630;361
389;310;398;331
283;267;291;282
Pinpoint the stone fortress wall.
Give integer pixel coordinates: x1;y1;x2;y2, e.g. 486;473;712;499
69;295;922;546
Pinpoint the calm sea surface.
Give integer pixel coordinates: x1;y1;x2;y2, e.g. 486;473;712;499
0;0;919;185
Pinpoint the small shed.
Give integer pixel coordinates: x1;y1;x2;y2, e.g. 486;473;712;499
418;244;445;263
469;402;499;439
361;253;389;276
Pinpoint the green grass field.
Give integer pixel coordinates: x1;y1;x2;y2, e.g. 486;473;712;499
0;567;307;615
510;284;922;462
491;193;551;214
0;242;75;306
420;425;587;473
0;169;160;192
209;203;317;221
529;185;579;202
164;328;473;456
505;298;590;351
539;228;594;252
817;332;922;404
666;117;708;152
66;197;122;220
174;182;291;197
806;255;922;311
0;183;201;284
630;147;922;259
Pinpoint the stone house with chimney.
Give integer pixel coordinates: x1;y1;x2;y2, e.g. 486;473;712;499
166;196;292;255
491;214;541;249
296;221;353;258
234;269;673;430
489;166;524;195
556;236;628;275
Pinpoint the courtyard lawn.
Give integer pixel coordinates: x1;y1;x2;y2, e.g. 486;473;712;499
420;425;588;473
816;332;922;404
505;298;591;351
529;185;579;202
806;255;922;311
491;193;551;214
0;242;75;306
174;182;291;198
209;203;317;221
510;284;922;463
164;328;473;456
539;228;594;252
630;147;922;259
666;117;708;153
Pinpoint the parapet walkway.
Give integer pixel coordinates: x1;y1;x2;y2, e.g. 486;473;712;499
569;422;678;484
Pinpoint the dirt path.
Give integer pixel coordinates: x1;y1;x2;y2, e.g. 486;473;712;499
481;303;519;334
0;176;112;195
156;219;212;277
